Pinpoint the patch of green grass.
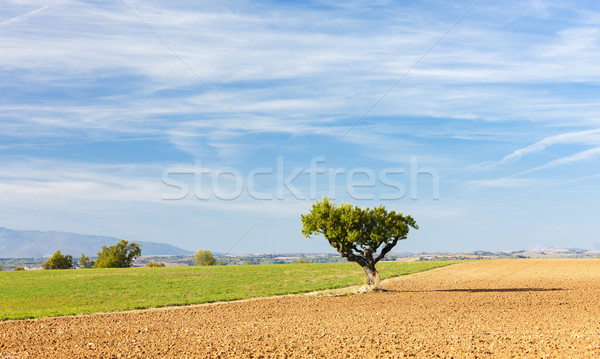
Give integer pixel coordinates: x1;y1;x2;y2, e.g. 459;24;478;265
0;261;455;320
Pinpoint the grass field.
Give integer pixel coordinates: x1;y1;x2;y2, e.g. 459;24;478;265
0;261;454;320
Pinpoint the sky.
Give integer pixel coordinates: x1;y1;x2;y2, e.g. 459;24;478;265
1;0;599;254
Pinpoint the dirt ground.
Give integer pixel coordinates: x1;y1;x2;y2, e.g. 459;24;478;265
1;259;600;358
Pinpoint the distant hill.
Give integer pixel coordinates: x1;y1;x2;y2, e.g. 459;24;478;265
0;227;193;258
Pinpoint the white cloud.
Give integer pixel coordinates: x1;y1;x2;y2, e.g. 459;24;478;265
0;2;54;26
518;146;600;175
468;178;543;188
0;158;172;199
501;129;600;164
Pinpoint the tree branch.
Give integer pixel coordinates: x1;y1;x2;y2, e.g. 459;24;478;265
374;237;402;264
331;240;367;266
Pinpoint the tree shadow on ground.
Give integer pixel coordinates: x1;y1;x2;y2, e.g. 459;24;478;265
377;288;564;293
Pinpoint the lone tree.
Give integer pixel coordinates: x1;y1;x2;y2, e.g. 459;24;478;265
42;250;73;270
78;253;94;268
301;198;418;288
95;240;141;268
194;249;216;266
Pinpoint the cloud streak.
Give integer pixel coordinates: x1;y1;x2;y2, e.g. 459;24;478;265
501;129;600;164
517;146;600;175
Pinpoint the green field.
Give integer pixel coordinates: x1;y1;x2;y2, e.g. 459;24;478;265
0;261;455;320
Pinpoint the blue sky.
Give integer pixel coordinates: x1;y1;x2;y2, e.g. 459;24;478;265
1;0;599;254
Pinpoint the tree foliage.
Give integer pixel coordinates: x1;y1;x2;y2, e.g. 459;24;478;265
301;197;418;287
94;240;142;268
78;253;94;268
146;261;166;267
194;249;216;266
42;250;73;270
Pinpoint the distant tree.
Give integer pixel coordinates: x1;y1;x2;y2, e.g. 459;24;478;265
0;265;3;271
95;240;142;268
42;250;73;270
244;261;251;265
14;266;25;271
216;262;225;266
78;253;94;268
295;259;311;264
301;198;418;288
146;261;166;267
194;249;216;266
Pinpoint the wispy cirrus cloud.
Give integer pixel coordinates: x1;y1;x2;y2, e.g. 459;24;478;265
3;0;600;251
468;178;543;188
517;146;600;175
2;0;599;147
501;129;600;164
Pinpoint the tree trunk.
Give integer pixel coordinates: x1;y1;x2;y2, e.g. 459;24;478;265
362;264;381;289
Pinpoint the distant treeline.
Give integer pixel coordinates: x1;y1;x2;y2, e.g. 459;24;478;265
137;254;349;267
0;258;46;271
4;249;598;271
1;254;347;270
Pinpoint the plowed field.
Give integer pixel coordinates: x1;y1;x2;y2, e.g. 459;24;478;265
2;259;599;358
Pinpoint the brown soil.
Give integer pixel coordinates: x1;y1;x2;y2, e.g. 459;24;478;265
2;259;600;358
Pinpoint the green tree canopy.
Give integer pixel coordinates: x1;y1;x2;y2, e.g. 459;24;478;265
194;249;216;266
78;253;94;268
42;250;73;270
95;240;141;268
301;197;418;287
146;261;166;267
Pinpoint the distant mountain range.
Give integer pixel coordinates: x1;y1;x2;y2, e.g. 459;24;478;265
0;227;193;258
